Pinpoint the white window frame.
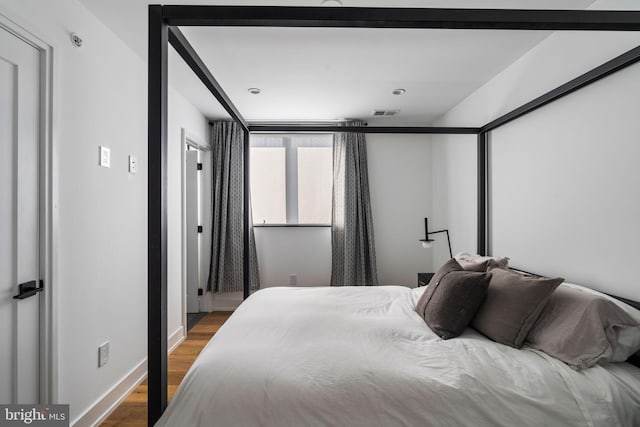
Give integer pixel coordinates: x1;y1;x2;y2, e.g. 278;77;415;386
250;133;333;226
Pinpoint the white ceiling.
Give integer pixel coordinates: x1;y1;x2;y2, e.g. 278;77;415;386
78;0;640;124
180;27;553;124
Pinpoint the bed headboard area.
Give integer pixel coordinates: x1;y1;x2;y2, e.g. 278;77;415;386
487;60;640;303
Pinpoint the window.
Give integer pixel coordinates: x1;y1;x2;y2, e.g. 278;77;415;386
250;134;333;225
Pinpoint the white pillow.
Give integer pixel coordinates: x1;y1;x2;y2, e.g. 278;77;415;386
562;282;640;362
454;252;510;271
411;286;427;308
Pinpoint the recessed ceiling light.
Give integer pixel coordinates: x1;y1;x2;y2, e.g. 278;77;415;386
320;0;343;5
392;88;406;95
248;88;261;95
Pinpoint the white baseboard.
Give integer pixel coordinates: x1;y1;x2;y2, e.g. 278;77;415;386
71;359;147;427
168;325;185;353
72;327;185;426
199;290;247;312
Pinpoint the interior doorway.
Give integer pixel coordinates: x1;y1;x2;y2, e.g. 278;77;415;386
181;128;210;335
0;14;56;404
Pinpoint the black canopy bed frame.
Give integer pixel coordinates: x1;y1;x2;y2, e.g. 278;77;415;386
147;6;640;424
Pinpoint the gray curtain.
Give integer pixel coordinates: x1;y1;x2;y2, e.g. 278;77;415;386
331;121;378;286
207;121;260;293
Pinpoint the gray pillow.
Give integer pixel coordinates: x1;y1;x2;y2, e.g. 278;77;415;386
526;285;639;370
415;258;463;317
422;271;491;339
471;268;563;348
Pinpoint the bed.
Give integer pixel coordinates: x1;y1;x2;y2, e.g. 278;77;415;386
156;285;640;427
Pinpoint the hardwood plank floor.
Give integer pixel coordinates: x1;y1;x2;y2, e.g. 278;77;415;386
101;311;233;426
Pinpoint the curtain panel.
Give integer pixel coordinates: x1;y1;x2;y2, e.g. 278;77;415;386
207;121;260;293
331;121;379;286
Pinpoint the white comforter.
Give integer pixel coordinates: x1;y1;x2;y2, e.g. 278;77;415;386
156;286;640;427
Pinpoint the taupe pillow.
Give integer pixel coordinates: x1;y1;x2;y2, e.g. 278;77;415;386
562;282;640;362
471;268;563;348
415;258;463;317
526;285;639;370
422;271;491;339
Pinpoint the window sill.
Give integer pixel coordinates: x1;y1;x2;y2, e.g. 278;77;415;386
253;224;331;228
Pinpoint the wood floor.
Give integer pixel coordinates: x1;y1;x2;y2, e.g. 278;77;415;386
101;311;233;426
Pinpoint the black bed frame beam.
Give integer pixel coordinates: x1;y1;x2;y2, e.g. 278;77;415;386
162;6;640;31
148;5;168;425
168;26;249;131
242;127;250;300
249;125;479;134
477;132;488;256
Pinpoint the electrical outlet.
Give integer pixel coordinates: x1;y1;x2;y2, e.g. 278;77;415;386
99;146;111;168
98;341;110;367
129;155;137;174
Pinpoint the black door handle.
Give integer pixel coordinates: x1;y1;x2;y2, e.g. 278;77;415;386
13;280;44;300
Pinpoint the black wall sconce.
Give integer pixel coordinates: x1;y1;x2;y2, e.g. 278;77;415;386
420;217;453;258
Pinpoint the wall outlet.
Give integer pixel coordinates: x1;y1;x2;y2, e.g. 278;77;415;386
289;274;297;286
99;146;111;168
128;155;137;174
98;341;110;367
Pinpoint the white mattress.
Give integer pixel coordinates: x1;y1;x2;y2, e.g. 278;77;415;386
156;286;640;427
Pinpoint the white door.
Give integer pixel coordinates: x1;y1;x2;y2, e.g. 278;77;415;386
0;27;42;404
186;150;200;313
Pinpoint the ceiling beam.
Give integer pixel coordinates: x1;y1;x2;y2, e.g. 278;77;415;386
168;26;248;131
163;6;640;31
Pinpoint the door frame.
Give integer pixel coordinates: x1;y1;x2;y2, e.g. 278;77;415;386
0;12;59;403
180;128;209;336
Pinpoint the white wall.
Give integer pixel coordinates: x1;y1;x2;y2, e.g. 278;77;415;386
167;86;209;333
0;0;207;423
429;134;477;266
207;225;332;311
367;134;434;285
0;1;148;421
433;30;640;126
254;227;332;287
490;61;640;300
430;0;640;297
198;143;212;300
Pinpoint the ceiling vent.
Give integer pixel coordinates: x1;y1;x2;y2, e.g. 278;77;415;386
371;110;400;117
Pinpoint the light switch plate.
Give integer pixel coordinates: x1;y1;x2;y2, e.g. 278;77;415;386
129;155;137;174
98;341;110;367
99;146;111;168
